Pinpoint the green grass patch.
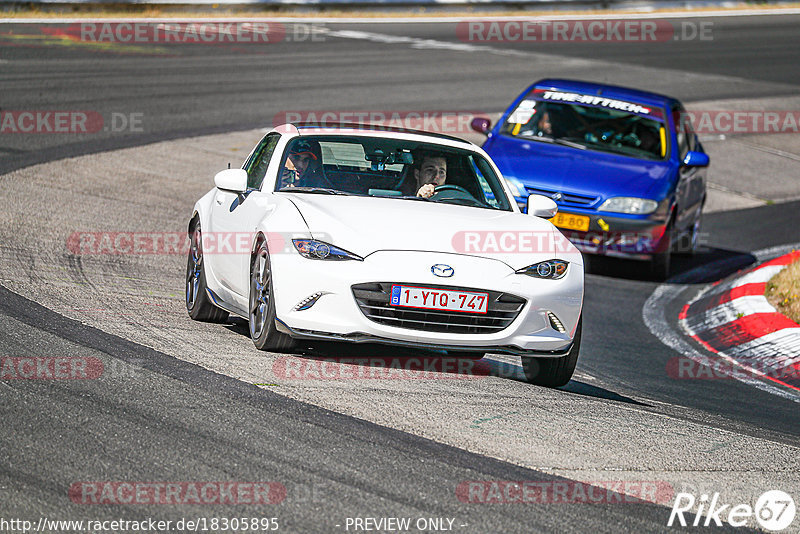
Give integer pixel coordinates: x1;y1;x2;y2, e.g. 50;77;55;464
766;257;800;324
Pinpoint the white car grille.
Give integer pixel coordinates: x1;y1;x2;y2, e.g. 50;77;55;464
351;282;526;334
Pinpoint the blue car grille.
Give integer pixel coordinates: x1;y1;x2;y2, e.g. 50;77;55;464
524;186;599;207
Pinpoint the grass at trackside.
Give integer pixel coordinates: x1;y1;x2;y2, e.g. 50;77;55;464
2;2;800;19
766;257;800;324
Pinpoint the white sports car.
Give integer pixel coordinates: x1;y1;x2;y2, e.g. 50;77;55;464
186;123;584;386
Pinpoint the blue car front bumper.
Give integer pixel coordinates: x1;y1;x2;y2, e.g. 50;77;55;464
519;199;670;260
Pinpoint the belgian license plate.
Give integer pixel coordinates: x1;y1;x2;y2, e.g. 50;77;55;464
549;212;591;232
390;285;488;314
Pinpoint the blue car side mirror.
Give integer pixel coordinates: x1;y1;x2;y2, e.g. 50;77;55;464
683;151;710;167
471;117;491;135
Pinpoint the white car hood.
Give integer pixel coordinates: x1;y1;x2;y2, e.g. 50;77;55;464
285;194;581;270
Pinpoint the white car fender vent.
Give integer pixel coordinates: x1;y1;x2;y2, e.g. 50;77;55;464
294;292;323;311
546;311;566;333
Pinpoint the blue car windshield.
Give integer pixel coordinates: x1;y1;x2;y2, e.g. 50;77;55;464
500;91;668;161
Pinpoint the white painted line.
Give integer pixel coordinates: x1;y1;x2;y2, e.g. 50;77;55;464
721;328;800;364
755;243;800;262
696;248;800;299
644;283;794;400
642;242;800;402
731;264;785;288
699;134;727;142
682;295;776;333
321;28;529;56
735;141;800;164
677;249;800;384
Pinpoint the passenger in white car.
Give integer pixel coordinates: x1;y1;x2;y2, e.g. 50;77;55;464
282;139;332;189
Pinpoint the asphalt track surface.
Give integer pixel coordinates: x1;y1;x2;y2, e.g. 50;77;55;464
1;12;799;533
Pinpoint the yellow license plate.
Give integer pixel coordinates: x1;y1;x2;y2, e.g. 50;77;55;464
549;212;591;232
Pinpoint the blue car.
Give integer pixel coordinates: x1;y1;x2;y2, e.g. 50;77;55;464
472;79;709;279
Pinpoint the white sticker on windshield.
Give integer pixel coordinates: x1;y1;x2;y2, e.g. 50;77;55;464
507;100;538;124
541;91;651;115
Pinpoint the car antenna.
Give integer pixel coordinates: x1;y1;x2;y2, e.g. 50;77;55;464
228;162;231;169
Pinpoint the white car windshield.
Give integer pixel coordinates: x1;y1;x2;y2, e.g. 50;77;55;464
275;135;513;211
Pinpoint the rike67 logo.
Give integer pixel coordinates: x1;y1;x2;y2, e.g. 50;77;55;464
668;490;795;530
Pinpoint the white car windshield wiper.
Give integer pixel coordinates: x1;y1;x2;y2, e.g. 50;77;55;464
277;187;348;195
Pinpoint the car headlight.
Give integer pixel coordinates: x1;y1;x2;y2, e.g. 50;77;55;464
516;259;568;279
598;197;658;215
292;239;363;261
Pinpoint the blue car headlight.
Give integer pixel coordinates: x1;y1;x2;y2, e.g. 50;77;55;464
598;197;658;215
516;259;569;279
292;239;363;261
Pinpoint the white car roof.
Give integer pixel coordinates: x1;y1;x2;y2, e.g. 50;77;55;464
271;123;479;152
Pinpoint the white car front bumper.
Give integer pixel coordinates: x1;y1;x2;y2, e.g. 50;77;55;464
270;250;583;356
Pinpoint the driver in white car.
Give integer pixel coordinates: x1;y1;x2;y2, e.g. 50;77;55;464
411;151;448;198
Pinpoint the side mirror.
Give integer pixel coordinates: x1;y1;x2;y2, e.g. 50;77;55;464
527;194;558;219
471;117;491;135
682;151;710;168
214;168;248;193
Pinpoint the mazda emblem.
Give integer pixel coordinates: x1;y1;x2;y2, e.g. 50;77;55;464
431;264;454;277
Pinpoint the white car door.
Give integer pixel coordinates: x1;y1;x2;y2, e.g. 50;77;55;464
208;133;281;296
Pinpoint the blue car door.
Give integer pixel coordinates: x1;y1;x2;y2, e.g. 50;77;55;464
672;106;705;233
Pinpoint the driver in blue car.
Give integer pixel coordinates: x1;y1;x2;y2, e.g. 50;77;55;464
408;151;448;198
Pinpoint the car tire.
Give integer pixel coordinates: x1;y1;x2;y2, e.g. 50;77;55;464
521;317;581;388
249;238;298;352
650;220;673;281
186;220;229;323
675;212;702;256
